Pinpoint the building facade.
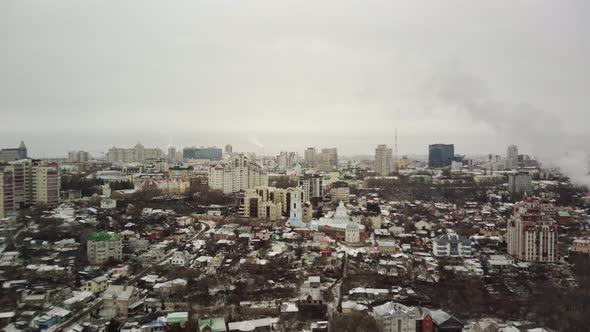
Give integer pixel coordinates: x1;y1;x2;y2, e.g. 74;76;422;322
433;233;472;257
506;145;519;170
87;232;123;265
67;151;90;163
507;171;532;195
330;181;350;204
317;148;338;171
183;147;222;161
373;302;418;332
375;144;393;176
428;144;454;168
507;200;558;263
107;143;163;163
208;154;268;193
0;141;27;162
1;159;60;209
300;173;324;208
304;147;317;167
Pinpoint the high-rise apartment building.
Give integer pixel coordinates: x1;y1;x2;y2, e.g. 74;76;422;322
277;152;296;170
239;186;303;221
0;168;14;218
0;141;27;162
299;173;323;208
87;232;123;265
375;144;393;176
506;145;519;170
68;151;90;163
225;144;233;155
106;143;163;163
428;144;454;168
304;147;317;167
1;159;60;209
508;171;532;195
183;147;222;161
317;148;338;171
208;154;268;193
167;146;177;163
507;200;558;263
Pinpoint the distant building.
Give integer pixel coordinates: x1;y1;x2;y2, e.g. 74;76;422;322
317;148;338;171
168;146;177;163
506;145;518;170
135;178;190;194
330;181;350;204
225;144;233;155
87;232;122;265
300;173;324;208
277;151;296;170
433;233;472;257
208;154;267;193
107;143;163;163
0;141;27;161
428;144;454;168
304;147;317;167
183;146;222;161
0;159;60;210
507;171;532;195
375;144;393;176
67;151;90;163
507;200;558;263
239;186;303;221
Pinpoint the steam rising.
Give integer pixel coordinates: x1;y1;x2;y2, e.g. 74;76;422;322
424;67;590;188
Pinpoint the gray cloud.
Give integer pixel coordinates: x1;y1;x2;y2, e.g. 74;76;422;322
422;63;590;186
0;1;588;160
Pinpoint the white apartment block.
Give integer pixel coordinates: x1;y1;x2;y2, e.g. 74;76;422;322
106;143;163;163
208;154;267;194
507;200;558;263
508;171;532;195
87;233;123;265
375;144;393;176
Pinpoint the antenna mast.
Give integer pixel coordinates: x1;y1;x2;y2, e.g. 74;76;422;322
394;128;398;173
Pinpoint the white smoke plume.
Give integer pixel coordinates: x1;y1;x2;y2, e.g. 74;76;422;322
422;67;590;188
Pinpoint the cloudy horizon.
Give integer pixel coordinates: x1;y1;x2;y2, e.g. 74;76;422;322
1;1;588;164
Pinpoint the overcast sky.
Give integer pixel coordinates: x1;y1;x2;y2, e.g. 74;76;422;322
1;0;588;159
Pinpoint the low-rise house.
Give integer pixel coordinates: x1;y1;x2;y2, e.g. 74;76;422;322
423;308;464;332
101;285;141;319
81;275;109;293
227;317;279;332
415;219;434;231
432;233;472;257
372;301;418;332
166;312;189;328
168;251;190;267
377;240;401;255
30;307;71;331
198;317;227;332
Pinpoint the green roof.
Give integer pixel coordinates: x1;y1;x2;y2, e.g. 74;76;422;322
198;317;226;331
558;211;571;217
166;312;189;323
87;232;121;241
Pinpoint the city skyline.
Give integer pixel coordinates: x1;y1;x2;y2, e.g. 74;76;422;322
1;1;588;166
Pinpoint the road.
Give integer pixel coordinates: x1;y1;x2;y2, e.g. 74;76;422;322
53;221;211;331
